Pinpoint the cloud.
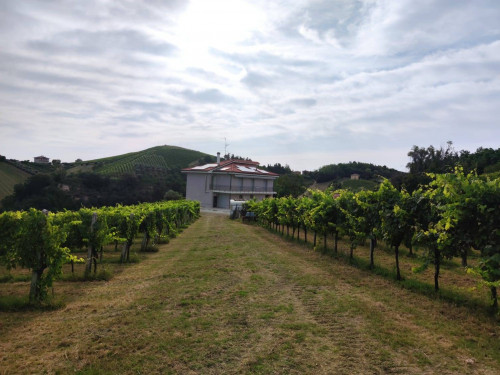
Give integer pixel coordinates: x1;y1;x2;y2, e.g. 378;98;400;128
288;98;317;107
28;29;177;57
241;71;275;88
353;0;500;57
181;89;235;104
0;0;499;171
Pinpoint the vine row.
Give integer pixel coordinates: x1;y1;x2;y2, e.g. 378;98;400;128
0;200;200;303
246;168;500;309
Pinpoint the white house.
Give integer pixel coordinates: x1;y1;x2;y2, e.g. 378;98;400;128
182;154;279;209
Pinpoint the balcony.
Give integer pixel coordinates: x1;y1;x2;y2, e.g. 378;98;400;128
209;184;275;194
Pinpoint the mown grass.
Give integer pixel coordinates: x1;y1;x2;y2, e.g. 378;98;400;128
268;223;493;313
1;214;499;374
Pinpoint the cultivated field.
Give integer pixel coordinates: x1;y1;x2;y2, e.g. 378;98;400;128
0;163;29;201
1;213;499;374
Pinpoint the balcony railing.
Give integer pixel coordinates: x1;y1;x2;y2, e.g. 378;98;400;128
209;184;275;193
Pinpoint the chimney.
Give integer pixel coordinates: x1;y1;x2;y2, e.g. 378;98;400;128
217;152;220;165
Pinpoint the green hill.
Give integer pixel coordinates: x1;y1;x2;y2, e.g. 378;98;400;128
310;178;379;193
340;178;379;192
2;146;215;211
69;145;214;177
0;162;30;201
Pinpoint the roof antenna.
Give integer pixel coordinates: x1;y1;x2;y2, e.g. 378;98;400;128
224;137;230;157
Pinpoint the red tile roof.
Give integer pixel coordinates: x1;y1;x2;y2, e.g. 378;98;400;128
182;159;279;177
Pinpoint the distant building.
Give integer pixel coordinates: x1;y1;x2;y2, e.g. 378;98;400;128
58;184;70;192
350;173;360;180
182;153;279;209
34;155;50;164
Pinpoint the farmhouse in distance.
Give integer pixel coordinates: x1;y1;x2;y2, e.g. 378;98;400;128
33;155;50;164
182;153;278;209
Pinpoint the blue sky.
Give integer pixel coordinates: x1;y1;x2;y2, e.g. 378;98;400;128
1;0;499;171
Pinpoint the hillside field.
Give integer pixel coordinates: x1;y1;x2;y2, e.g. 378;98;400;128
70;145;214;177
0;162;30;201
309;178;379;192
1;213;499;374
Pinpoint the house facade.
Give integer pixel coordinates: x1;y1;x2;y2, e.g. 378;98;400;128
34;155;50;164
182;156;279;209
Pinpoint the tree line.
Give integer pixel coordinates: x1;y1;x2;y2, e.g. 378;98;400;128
1;170;186;212
246;168;500;310
0;200;200;304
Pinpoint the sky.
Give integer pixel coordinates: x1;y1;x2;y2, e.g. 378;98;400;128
1;0;499;172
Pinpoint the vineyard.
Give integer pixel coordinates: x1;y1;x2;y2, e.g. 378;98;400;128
246;168;500;310
0;162;30;201
1;212;499;373
82;145;214;177
0;200;200;304
98;153;169;176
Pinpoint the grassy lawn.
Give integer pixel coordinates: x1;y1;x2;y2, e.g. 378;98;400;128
1;213;499;374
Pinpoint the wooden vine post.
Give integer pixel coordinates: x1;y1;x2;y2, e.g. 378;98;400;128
85;212;98;275
121;213;134;263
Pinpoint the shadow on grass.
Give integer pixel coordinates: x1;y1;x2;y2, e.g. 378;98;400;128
337;252;496;317
61;268;113;282
259;224;496;317
101;253;142;264
0;274;31;283
75;366;114;375
0;295;65;312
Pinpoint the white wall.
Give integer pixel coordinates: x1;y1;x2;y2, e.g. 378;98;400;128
186;172;276;208
185;174;212;208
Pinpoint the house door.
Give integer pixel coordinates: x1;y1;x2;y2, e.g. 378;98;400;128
217;194;230;209
213;195;218;208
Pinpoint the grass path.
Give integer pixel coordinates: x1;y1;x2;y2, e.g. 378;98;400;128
1;213;499;374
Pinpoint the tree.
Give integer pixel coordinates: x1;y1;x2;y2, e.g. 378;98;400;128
406;141;458;174
164;190;183;201
264;163;292;175
274;174;308;197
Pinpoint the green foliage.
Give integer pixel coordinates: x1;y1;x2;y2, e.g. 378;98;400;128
378;180;410;249
2;146;212;211
406;142;500;178
249;169;500;308
340;178;378;192
406;141;458;174
0;200;200;303
0;162;30;201
274;174;310;197
4;209;70;303
262;163;293;175
307;161;403;183
164;189;183;200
